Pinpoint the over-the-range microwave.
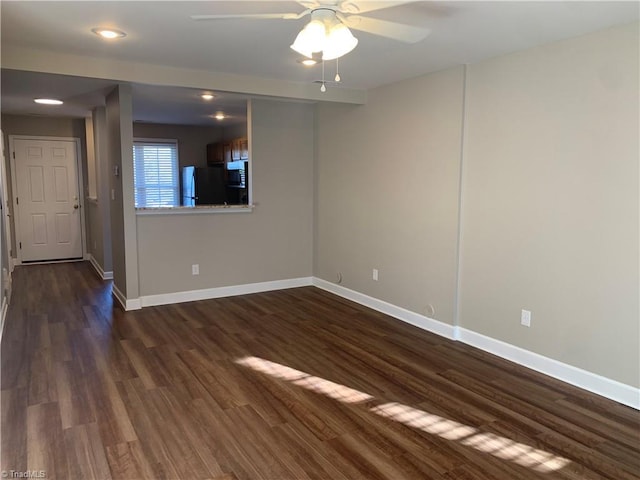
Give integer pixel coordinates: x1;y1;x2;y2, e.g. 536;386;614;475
227;169;244;187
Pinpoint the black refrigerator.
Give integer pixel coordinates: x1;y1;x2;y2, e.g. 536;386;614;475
182;165;226;206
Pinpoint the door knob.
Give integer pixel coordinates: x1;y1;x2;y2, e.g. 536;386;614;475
73;204;79;209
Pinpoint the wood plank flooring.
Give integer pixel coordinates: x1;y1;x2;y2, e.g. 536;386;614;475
1;262;639;479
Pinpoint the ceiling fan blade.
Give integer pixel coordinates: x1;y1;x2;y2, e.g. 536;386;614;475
338;1;416;15
297;1;321;9
343;15;430;43
191;12;307;21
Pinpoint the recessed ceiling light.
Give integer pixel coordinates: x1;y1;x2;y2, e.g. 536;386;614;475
201;93;215;101
214;113;225;120
92;27;127;39
297;59;318;66
34;98;63;105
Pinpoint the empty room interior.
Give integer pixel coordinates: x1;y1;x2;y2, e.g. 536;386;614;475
0;1;638;479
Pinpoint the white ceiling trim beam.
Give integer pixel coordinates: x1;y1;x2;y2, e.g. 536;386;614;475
1;45;367;105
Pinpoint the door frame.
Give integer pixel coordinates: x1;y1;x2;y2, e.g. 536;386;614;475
1;130;13;273
8;135;87;265
1;130;12;329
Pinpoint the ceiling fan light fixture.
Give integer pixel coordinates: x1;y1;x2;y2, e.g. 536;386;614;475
290;19;326;57
322;22;358;60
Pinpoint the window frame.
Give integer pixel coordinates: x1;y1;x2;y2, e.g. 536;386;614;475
132;138;180;208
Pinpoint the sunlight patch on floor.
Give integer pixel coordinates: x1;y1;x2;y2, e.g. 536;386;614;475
235;356;571;473
236;356;373;404
371;402;571;473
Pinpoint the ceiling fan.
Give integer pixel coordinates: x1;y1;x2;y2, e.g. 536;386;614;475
191;1;430;46
191;1;429;91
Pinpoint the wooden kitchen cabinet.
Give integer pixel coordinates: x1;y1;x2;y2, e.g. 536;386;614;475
231;139;241;161
239;137;249;159
223;143;232;163
211;138;248;165
230;137;249;161
207;143;224;165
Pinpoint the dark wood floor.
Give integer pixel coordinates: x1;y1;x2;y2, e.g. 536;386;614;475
1;262;638;480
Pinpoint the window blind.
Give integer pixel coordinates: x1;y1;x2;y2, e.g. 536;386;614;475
133;141;179;208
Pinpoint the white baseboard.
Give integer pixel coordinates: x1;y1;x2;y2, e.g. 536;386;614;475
0;297;7;343
312;277;639;410
457;328;640;410
0;262;12;343
312;277;458;340
112;283;142;311
140;277;314;308
2;266;12;304
88;254;113;280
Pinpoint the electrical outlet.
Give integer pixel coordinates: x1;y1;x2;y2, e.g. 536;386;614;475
372;269;379;281
521;309;531;327
192;264;199;276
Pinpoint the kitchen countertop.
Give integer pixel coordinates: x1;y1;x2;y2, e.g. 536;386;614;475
135;204;254;215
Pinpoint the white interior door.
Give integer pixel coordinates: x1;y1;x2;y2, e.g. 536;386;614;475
13;138;82;262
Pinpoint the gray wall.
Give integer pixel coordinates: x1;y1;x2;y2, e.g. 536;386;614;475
315;23;639;388
132;122;223;169
85;107;112;275
223;122;248;142
85;115;98;264
136;99;314;296
315;66;465;324
0;114;87;257
86;199;101;262
106;85;138;299
95;107;113;274
459;23;639;387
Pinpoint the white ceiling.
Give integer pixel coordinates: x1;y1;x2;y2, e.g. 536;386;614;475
1;1;638;125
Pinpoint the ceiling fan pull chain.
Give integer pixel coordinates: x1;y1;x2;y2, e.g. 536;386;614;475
321;59;327;92
335;57;341;82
